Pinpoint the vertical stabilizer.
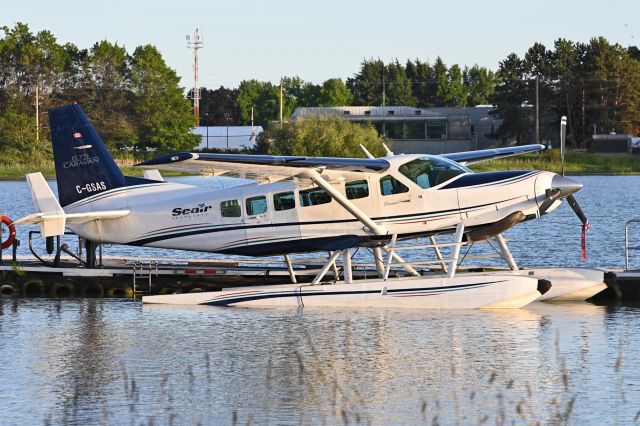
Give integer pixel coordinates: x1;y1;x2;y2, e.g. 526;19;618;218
25;172;66;236
49;104;126;207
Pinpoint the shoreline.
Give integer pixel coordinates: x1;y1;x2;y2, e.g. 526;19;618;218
1;151;639;180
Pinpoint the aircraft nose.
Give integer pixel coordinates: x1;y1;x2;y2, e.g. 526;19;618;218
550;174;583;196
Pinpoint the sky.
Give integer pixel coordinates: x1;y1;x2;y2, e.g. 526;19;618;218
4;0;640;90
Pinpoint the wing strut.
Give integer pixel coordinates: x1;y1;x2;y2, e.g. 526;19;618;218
300;170;387;236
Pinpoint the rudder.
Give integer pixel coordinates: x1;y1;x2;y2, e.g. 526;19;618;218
49;103;126;207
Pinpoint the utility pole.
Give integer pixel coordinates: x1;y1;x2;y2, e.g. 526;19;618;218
186;29;203;126
279;78;284;125
535;76;540;145
35;83;39;141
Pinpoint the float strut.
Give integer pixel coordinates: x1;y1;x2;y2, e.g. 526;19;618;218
448;223;465;278
429;235;448;274
284;255;297;284
311;250;342;285
342;249;353;284
373;246;385;277
495;234;519;271
381;247;421;277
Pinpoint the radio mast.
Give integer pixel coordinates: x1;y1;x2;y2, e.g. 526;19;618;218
186;28;203;126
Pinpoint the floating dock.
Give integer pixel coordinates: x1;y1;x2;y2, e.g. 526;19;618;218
0;254;634;303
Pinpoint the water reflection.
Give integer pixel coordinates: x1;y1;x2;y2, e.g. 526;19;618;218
1;299;639;424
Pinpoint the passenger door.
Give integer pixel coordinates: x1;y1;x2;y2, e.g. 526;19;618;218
244;193;274;251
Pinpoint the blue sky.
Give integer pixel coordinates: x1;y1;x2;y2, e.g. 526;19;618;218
5;0;639;89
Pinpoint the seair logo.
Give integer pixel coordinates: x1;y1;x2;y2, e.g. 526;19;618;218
63;154;100;168
76;181;107;194
172;203;212;217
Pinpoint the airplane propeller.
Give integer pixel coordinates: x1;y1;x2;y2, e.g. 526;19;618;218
558;116;589;261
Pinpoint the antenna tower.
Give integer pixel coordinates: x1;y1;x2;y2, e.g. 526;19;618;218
186;28;204;125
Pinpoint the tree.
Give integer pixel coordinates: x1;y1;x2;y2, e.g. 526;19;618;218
347;58;385;105
254;116;386;157
463;65;497;106
384;60;416;106
79;40;135;148
445;64;466;107
130;45;197;151
432;57;449;107
198;86;241;126
318;78;352;106
490;53;533;144
406;59;433;107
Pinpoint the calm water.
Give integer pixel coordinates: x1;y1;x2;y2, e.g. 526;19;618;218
1;176;640;424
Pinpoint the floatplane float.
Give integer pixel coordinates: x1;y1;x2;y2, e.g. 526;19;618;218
14;104;606;309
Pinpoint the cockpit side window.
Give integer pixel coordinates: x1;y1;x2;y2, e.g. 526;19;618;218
379;175;409;196
399;157;469;188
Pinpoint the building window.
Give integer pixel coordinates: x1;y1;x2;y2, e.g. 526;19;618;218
380;175;409;196
385;122;404;139
414;110;422;115
387;110;395;116
343;110;350;115
406;122;426;140
345;180;369;200
364;110;371;115
274;191;295;211
426;120;448;139
246;196;267;216
221;200;241;217
300;187;332;207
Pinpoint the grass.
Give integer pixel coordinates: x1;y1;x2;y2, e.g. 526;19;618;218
2;149;640;180
0;154;189;180
471;150;640;174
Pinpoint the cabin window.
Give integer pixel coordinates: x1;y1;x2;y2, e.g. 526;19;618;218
379;175;409;196
345;180;369;200
299;187;332;207
399;156;470;188
220;199;241;217
246;195;268;216
274;191;296;211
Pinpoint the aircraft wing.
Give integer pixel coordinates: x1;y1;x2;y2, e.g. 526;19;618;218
136;153;390;181
442;144;545;165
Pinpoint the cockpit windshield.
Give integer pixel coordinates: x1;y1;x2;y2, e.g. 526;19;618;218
398;156;470;189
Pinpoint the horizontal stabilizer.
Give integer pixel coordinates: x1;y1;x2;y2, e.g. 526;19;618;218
14;172;129;236
15;210;130;226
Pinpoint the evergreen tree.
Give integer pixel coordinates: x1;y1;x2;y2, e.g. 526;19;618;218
347;58;384;105
385;60;416;106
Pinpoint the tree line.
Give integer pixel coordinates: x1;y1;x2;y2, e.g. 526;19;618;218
492;37;640;148
0;22;196;162
2;22;639;158
197;59;497;127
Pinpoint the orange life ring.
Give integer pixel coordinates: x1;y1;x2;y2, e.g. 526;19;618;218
1;215;16;250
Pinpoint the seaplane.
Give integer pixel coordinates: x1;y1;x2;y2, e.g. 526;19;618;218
14;103;606;309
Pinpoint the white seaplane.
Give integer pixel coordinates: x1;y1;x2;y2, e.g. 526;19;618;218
15;104;605;309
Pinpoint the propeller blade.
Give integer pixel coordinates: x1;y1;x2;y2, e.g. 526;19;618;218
538;188;562;216
566;194;587;225
566;194;589;262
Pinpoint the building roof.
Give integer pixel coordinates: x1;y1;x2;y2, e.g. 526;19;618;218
291;106;496;123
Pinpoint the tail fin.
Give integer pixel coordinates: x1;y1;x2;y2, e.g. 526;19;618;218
49;104;126;207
